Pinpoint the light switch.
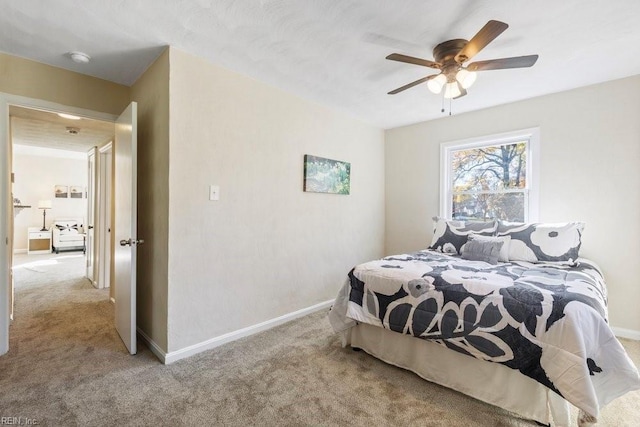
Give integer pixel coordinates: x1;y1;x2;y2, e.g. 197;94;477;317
209;185;220;201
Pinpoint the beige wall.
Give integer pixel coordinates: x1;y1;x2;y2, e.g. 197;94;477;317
166;48;385;351
385;75;640;332
130;49;170;351
0;53;129;115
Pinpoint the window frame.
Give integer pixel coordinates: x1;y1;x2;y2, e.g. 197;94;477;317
439;128;540;222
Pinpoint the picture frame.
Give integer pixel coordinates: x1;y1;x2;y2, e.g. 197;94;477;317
70;186;84;199
303;154;350;195
54;185;68;198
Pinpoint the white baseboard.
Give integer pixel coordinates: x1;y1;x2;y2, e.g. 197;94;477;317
137;327;168;363
137;299;333;365
612;327;640;341
13;249;27;254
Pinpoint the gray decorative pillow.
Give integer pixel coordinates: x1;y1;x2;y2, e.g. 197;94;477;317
461;239;504;264
429;217;497;255
465;234;511;262
496;221;585;264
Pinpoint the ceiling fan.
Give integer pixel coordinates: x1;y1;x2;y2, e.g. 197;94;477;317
386;20;538;99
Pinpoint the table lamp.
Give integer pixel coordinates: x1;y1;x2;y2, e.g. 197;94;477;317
38;200;52;231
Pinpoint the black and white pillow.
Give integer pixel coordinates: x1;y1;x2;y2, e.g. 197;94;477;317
496;221;585;264
56;222;79;235
429;217;497;255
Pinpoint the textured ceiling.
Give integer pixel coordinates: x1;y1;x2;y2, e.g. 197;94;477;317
2;1;640;128
10;106;114;152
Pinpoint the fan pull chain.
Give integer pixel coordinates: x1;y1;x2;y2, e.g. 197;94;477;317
440;93;454;116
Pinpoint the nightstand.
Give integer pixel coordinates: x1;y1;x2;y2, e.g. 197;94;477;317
27;227;52;255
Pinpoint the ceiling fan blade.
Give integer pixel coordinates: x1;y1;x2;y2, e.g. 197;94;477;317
386;53;441;69
454;81;467;99
455;20;509;63
388;75;436;95
467;55;539;71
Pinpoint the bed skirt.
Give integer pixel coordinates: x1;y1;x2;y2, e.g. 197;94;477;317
343;322;572;426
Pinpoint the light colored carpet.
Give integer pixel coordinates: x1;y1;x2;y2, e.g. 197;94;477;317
1;253;639;426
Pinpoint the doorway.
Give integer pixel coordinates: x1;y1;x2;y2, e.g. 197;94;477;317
10;105;114;286
0;94;119;355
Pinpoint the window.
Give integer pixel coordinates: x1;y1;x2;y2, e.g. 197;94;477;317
440;128;539;222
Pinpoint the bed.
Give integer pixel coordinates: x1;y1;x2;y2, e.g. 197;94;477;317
328;219;640;426
52;218;86;254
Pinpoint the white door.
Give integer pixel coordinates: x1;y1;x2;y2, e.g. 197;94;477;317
114;102;139;355
86;147;97;283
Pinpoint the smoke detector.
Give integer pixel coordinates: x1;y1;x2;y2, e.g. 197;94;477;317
66;127;80;135
69;51;91;64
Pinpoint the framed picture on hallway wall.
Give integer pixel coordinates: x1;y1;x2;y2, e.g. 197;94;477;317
54;185;68;198
70;186;84;199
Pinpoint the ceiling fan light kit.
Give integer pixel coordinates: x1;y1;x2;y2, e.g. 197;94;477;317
386;20;538;106
427;74;447;94
455;68;477;89
444;82;462;99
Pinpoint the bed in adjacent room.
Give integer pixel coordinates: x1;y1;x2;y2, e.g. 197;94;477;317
51;218;86;254
328;219;640;426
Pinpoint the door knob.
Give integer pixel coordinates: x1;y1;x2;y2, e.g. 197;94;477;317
119;238;145;247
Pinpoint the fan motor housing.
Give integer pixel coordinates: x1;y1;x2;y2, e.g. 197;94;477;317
433;39;468;64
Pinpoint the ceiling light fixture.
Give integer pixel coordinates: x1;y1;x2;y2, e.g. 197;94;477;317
455;68;477;89
386;20;538;107
443;81;462;99
427;67;477;98
427;65;478;99
69;51;91;64
57;113;81;120
426;74;447;94
423;64;477;98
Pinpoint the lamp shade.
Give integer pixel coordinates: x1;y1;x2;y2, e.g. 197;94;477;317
38;200;52;209
427;74;447;94
456;68;477;89
443;82;462;99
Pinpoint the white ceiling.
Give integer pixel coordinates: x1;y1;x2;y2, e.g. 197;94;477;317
2;0;640;129
10;106;114;152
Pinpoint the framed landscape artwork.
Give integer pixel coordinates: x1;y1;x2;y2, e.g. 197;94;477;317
70;186;84;198
303;155;350;195
54;185;68;198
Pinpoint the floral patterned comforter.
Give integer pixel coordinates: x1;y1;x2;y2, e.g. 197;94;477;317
329;250;640;418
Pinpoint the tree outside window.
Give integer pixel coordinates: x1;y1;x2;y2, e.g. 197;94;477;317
451;141;527;221
441;129;538;222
